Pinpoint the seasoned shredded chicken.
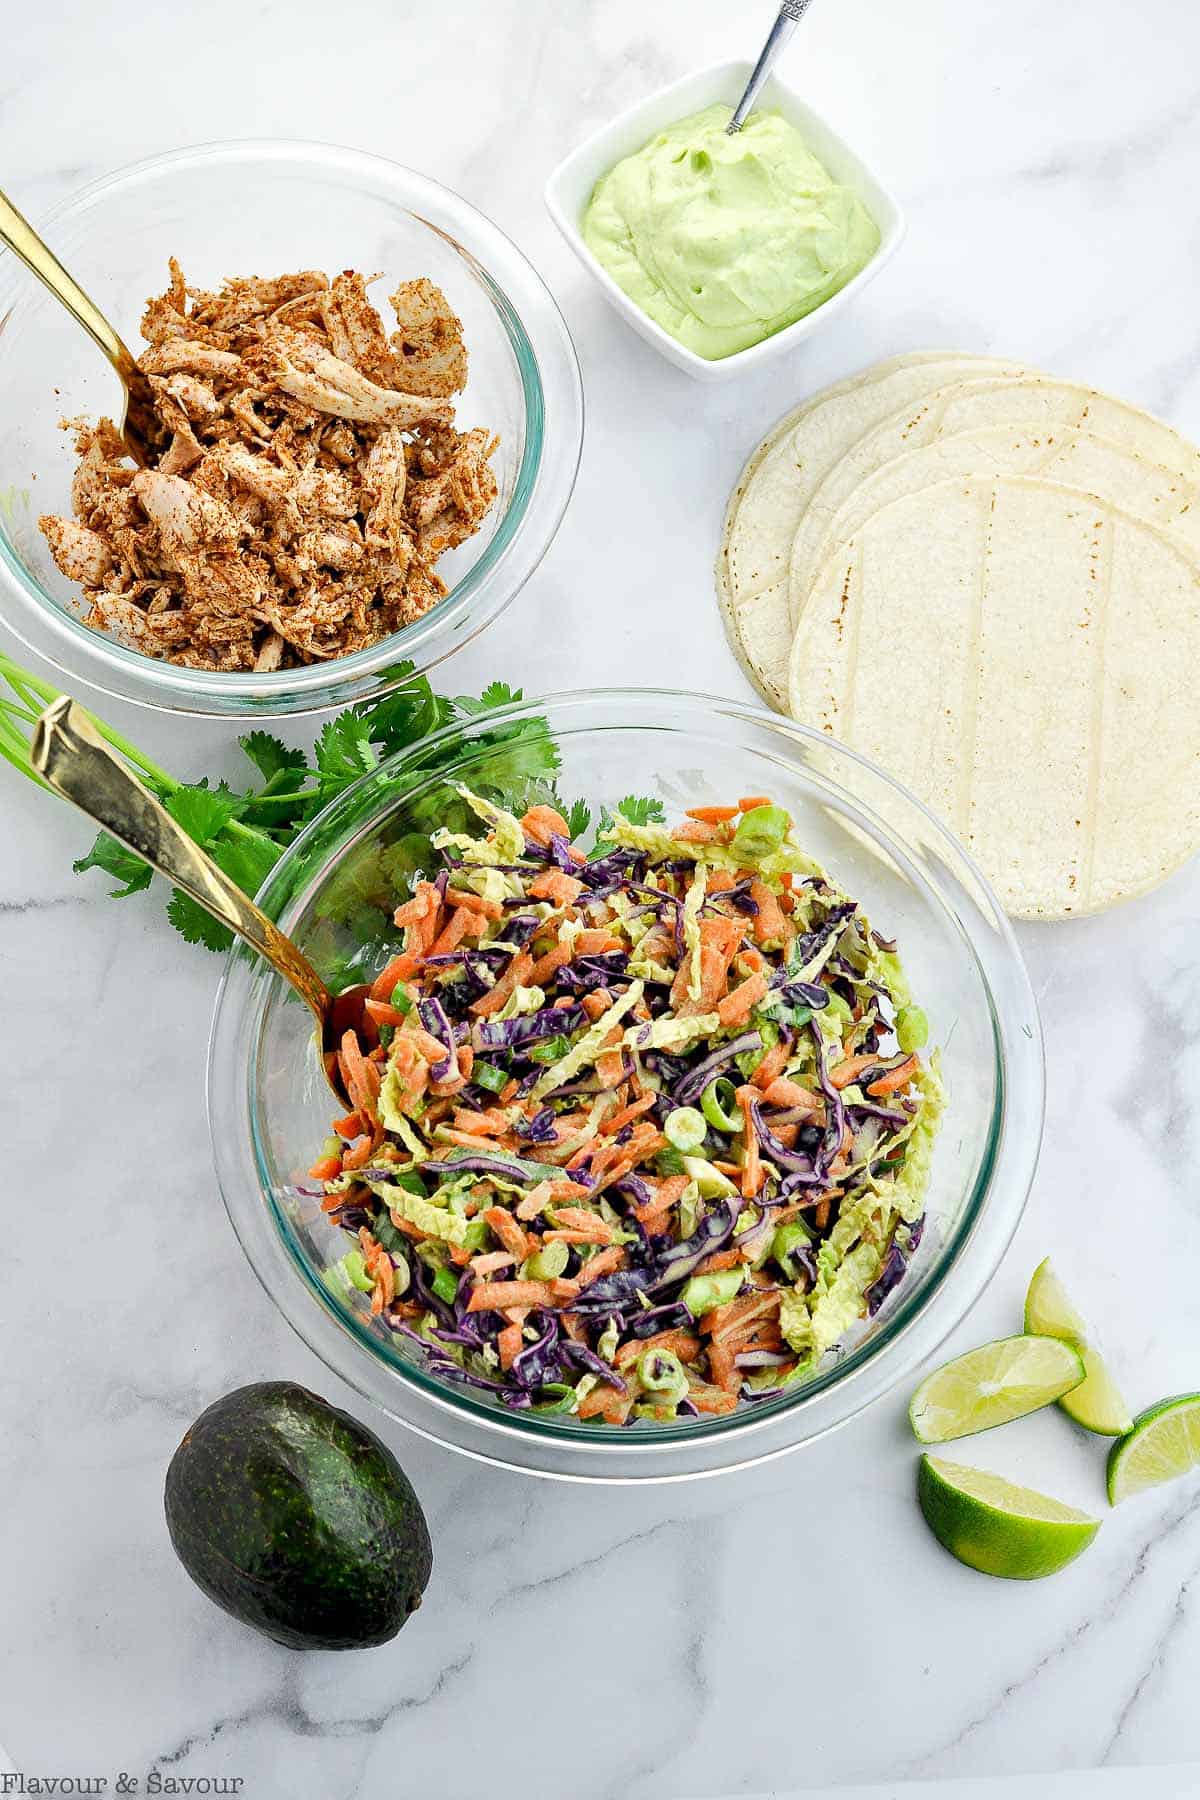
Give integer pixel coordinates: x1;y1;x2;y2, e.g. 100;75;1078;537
39;261;500;671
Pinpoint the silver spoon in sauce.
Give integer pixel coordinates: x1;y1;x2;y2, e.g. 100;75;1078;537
727;0;817;134
30;697;373;1110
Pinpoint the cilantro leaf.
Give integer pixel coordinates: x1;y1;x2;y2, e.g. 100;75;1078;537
164;781;240;848
240;730;308;784
356;671;452;756
210;831;281;897
616;794;666;826
73;831;153;898
564;797;592;840
455;680;524;715
313;714;379;790
166;889;234;951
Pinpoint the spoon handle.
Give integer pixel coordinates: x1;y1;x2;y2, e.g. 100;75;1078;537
30;697;332;1029
727;0;817;133
0;187;141;389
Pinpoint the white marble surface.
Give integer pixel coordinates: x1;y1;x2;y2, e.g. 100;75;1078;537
2;2;1200;1795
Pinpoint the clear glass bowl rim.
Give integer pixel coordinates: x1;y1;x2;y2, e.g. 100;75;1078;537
0;138;584;717
207;689;1046;1481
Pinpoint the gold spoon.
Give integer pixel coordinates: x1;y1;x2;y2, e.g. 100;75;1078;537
0;186;162;465
30;697;372;1109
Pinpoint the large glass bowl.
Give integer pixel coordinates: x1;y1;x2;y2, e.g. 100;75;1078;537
0;141;583;716
208;692;1044;1481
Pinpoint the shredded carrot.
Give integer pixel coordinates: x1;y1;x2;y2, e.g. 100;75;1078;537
718;971;769;1028
547;1208;613;1244
470;951;534;1017
760;1075;822;1114
686;804;739;824
687;1382;738;1415
572;1245;627;1289
600;1093;658;1135
867;1055;919;1097
693;1247;743;1276
520;803;572;847
308;1153;342;1182
751;1040;791;1089
530;942;572;985
484;1206;532;1262
529;868;584;906
578;1384;631;1423
748;879;790;946
497;1323;524;1370
342;1134;379;1172
575;929;624;954
427;905;479;960
738;795;772;812
736;1085;762;1199
445;888;503;919
470;1251;515;1277
829;1053;884;1090
364;998;407;1029
369;955;417;1003
614;1329;700;1370
467;1279;562;1313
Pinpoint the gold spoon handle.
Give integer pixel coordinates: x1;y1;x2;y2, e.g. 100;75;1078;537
30;697;333;1031
0;186;141;387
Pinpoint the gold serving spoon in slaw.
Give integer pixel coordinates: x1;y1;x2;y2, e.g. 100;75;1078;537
0;185;162;466
30;697;371;1108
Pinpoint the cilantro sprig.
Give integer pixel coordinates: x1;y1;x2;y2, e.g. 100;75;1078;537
0;652;667;962
0;654;560;954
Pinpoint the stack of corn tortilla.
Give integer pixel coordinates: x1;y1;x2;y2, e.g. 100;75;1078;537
717;353;1200;919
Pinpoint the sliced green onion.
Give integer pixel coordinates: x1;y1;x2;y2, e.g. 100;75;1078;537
896;1005;929;1052
390;982;414;1014
731;804;790;861
701;1078;740;1133
680;1268;744;1316
654;1147;687;1178
529;1033;573;1064
378;1023;395;1050
342;1249;376;1294
773;1218;814;1278
637;1347;689;1405
431;1265;460;1303
472;1060;509;1094
664;1106;707;1153
522;1240;569;1281
531;1382;578;1414
322;1134;343;1157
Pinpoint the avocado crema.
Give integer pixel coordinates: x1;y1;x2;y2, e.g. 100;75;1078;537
583;104;880;361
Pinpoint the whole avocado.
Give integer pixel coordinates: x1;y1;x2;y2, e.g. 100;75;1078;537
164;1381;433;1650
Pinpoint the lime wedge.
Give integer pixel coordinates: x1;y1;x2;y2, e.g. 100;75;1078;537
1107;1394;1200;1505
918;1455;1100;1579
909;1334;1085;1443
1024;1258;1132;1436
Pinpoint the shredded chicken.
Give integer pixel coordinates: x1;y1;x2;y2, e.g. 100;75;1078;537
39;260;500;671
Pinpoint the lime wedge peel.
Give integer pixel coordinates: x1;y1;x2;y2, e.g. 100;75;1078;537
918;1455;1101;1579
909;1334;1086;1445
1024;1258;1133;1437
1108;1395;1200;1505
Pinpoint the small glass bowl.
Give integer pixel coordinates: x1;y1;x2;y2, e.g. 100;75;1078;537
0;141;583;717
207;691;1044;1482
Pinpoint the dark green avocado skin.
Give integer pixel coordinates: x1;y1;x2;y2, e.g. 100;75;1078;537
164;1382;433;1651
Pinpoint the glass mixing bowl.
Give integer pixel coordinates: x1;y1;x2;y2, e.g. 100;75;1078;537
0;141;583;717
208;692;1044;1481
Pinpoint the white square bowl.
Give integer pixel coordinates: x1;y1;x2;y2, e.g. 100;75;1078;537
545;59;905;382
